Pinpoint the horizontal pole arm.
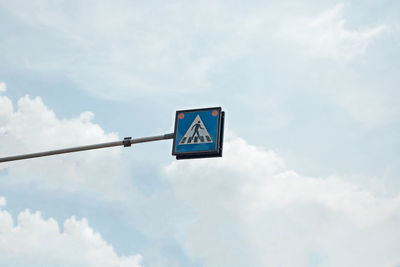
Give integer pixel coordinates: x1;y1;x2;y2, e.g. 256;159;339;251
0;133;174;163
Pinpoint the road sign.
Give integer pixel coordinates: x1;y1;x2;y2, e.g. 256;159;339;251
172;107;225;159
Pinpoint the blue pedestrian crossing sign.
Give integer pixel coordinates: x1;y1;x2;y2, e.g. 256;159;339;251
172;107;225;159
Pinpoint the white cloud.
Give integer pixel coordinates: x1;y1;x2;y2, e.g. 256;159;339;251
164;135;400;267
0;82;6;92
280;4;387;60
0;93;129;198
0;197;142;267
0;197;6;207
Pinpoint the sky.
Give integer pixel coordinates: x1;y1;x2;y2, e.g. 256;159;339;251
0;0;400;266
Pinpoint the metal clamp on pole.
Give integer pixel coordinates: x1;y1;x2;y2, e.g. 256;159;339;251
123;137;132;147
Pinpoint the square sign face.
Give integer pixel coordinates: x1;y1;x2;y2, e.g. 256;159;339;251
172;107;224;159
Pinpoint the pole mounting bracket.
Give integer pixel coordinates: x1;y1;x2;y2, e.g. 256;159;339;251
123;137;132;147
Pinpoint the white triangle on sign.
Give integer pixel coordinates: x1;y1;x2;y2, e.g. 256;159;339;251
179;115;213;145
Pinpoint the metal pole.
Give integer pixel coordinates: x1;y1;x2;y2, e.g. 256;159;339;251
0;133;175;163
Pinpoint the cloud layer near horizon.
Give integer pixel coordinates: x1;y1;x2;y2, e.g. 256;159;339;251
165;136;400;267
0;198;142;267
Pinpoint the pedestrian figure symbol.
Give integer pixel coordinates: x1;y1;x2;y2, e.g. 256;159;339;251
179;115;213;145
192;121;203;138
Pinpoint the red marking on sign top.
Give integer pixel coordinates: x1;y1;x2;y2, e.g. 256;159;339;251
212;110;219;116
178;113;185;119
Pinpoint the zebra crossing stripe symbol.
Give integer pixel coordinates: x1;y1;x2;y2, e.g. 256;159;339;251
179;115;213;145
